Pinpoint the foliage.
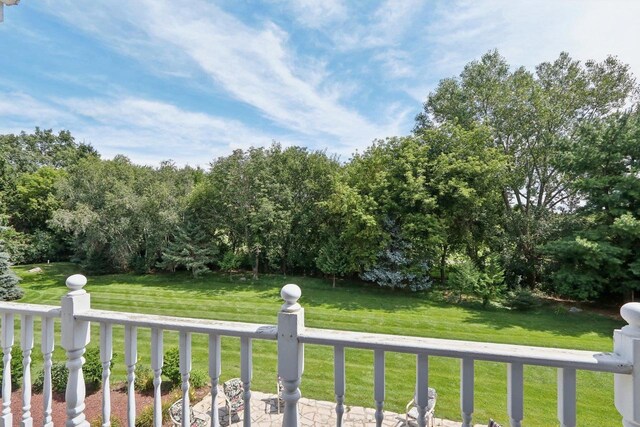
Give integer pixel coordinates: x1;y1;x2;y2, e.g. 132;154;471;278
157;220;217;277
190;369;208;389
544;111;640;299
0;238;24;300
0;346;24;395
315;234;348;287
33;346;105;393
91;416;122;427
163;347;181;385
416;50;637;288
134;364;155;392
507;287;541;311
446;258;481;302
134;398;174;427
218;250;242;278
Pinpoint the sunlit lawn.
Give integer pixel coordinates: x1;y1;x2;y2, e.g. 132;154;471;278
12;262;623;426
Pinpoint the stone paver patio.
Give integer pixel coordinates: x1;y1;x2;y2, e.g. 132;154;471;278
192;389;490;426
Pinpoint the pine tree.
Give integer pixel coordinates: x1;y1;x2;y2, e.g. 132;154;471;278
157;222;217;278
0;239;24;301
316;235;348;288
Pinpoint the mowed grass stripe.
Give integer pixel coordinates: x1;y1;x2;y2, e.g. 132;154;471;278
12;263;623;426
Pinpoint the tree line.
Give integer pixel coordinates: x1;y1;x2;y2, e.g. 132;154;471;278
1;51;639;302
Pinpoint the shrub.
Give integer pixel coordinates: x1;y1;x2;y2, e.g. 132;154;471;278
90;416;122;427
135;393;177;427
508;287;541;311
33;346;107;394
0;346;24;395
134;364;154;392
447;258;481;302
163;347;181;385
190;369;208;389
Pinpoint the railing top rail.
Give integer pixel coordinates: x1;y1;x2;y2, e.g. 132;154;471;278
76;308;278;340
301;327;632;374
0;302;61;318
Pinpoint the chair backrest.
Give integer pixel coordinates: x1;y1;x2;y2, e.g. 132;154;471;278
488;419;503;427
223;378;244;403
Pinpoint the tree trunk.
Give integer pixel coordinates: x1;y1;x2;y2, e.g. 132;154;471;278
253;253;259;280
440;244;448;285
332;274;336;288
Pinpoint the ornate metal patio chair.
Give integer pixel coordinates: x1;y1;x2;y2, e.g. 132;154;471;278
223;378;245;423
405;387;437;427
488;419;503;427
168;399;209;427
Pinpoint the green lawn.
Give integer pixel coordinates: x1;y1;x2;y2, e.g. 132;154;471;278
11;263;623;426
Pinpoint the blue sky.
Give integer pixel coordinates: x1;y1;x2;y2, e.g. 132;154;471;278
1;0;639;166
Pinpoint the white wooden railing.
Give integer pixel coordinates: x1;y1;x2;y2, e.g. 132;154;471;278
0;275;639;427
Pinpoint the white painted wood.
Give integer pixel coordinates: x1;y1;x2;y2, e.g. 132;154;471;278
557;368;576;427
179;331;192;427
460;358;474;427
507;363;524;427
0;302;60;317
100;323;113;427
41;316;54;427
20;315;34;427
77;309;277;340
125;325;138;427
614;302;640;427
1;313;14;427
241;336;252;427
278;285;304;427
60;274;91;427
301;328;632;373
151;328;163;427
334;346;345;427
208;334;221;427
374;349;385;427
415;353;429;427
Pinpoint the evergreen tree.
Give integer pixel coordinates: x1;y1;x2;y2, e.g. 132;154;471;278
316;235;348;288
0;238;24;301
157;222;217;278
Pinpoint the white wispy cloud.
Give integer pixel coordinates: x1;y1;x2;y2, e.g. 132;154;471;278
0;91;292;166
37;0;404;156
407;0;640;102
279;0;347;29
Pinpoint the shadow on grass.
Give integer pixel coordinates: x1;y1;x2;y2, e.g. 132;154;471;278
15;263;623;338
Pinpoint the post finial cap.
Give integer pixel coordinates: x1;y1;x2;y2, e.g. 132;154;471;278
66;274;87;295
621;302;640;328
281;284;301;312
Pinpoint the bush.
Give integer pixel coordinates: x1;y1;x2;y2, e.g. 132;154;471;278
0;346;24;395
90;416;122;427
135;393;177;427
163;347;181;385
190;369;208;389
33;346;106;394
508;287;541;311
134;364;154;392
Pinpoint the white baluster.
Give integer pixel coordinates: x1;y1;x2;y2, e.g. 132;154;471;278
100;323;112;427
614;303;640;427
20;315;34;427
151;328;163;427
460;358;474;427
179;331;192;427
557;368;576;427
41;316;54;427
334;346;345;427
374;349;385;427
240;336;252;427
1;313;14;427
508;363;524;427
61;274;91;427
415;353;429;427
277;284;304;427
209;334;221;427
125;325;137;427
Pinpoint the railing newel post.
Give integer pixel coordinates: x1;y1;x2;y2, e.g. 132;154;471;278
61;274;91;427
614;302;640;427
278;284;304;427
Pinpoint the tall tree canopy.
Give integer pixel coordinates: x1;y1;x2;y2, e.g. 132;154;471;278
415;50;637;286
